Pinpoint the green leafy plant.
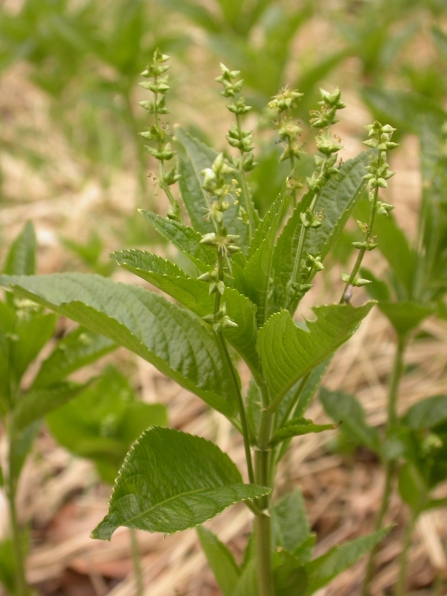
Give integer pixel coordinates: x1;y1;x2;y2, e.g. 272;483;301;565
321;120;447;595
0;52;397;595
0;222;116;595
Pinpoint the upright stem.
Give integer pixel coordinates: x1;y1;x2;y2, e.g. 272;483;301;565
235;113;255;241
360;334;407;596
396;512;416;596
129;528;144;596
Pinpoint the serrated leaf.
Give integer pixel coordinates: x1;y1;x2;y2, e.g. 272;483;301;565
320;388;381;454
32;327;115;389
304;528;390;594
3;221;36;276
175;126;250;248
404;395;447;430
271;490;313;560
138;210;216;272
197;526;240;596
273;154;369;312
0;274;238;418
12;381;89;432
257;303;374;405
113;249;261;373
378;301;434;336
91;428;270;538
243;189;286;325
271;418;336;446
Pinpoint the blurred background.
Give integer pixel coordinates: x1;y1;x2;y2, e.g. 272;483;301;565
1;1;447;595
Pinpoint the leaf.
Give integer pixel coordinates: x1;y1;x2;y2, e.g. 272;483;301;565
32;327;115;389
197;526;240;596
360;267;391;302
113;249;261;373
233;557;258;596
320;388;381;454
12;381;89;432
175;126;250;248
274;552;307;596
273;153;369;312
271;418;336;446
0;273;239;418
431;26;447;60
398;462;427;512
378;301;434;336
271;489;313;560
3;221;36;276
138;210;216;272
404;395;447;430
294;357;332;419
243;189;286;325
9;422;40;485
47;366;167;484
257;303;374;406
304;528;390;594
91;428;270;538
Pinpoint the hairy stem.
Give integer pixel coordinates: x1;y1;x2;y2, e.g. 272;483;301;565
130;528;144;596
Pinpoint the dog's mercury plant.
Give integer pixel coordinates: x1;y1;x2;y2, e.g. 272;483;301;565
0;51;397;596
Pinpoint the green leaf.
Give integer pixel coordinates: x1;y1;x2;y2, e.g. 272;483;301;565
138;210;216;272
9;422;40;485
32;327;115;389
398;462;427;512
175;126;250;248
294;357;332;419
113;249;261;374
91;428;270;538
271;490;313;560
234;558;258;596
273;153;369;312
320;388;381;454
404;395;447;430
3;221;36;276
431;26;447;60
243;189;286;325
304;528;390;594
360;267;391;302
196;526;240;596
378;301;434;336
12;381;89;432
274;552;307;596
0;274;238;418
257;303;374;405
47;366;167;484
271;418;336;446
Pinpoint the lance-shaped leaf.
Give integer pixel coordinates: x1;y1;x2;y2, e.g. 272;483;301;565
320;388;381;454
3;221;36;276
0;274;238;418
271;418;336;446
113;249;261;373
242;190;286;325
32;327;115;389
378;301;434;337
273;154;368;312
257;303;374;406
175;126;250;247
271;490;314;561
197;526;240;596
91;427;270;538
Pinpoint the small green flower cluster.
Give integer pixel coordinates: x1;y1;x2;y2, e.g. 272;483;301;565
139;49;181;221
341;121;398;295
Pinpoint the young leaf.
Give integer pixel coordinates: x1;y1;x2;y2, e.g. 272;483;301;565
404;395;447;430
271;418;336;446
320;388;381;454
233;557;258;596
398;462;428;512
274;552;307;596
113;249;261;373
304;528;390;594
242;189;286;325
32;327;115;389
3;221;36;276
0;274;239;418
271;490;314;561
91;428;270;538
378;301;434;336
257;303;374;406
196;526;240;596
175;126;250;247
12;381;90;432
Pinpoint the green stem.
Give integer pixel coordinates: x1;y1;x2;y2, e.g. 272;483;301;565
235;113;255;241
361;335;407;596
130;528;144;596
396;512;416;596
